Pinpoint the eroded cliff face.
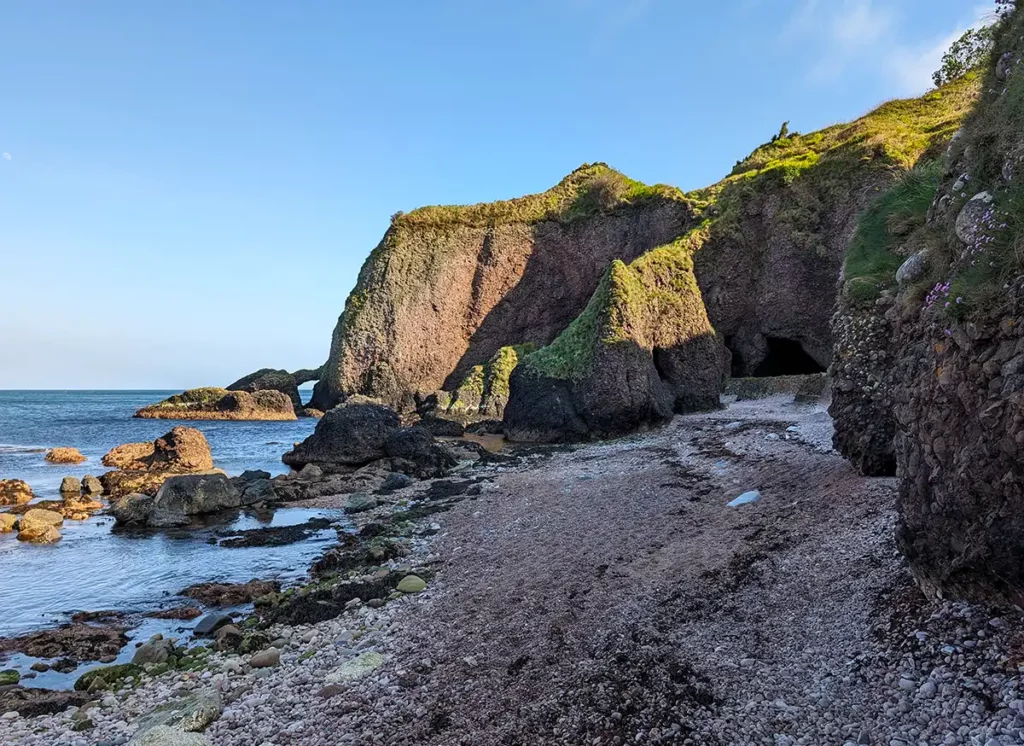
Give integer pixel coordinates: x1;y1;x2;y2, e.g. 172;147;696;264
504;237;725;442
834;2;1024;602
311;166;695;411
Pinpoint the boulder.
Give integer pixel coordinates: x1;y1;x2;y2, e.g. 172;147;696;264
282;397;401;469
102;442;157;470
249;648;280;668
45;447;86;464
505;241;725;442
81;475;103;495
954;191;995;244
111;473;240;528
192;614;232;637
131;635;175;666
148;427;215;472
17;509;64;543
60;476;82;494
0;479;33;506
383;427;458;478
134;388;296;421
0;513;16;532
417;413;466;437
230;472;277;506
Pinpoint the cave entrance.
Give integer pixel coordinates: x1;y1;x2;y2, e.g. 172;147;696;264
753;337;825;377
725;337;745;378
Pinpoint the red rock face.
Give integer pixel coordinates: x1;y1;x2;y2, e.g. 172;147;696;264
312;200;693;410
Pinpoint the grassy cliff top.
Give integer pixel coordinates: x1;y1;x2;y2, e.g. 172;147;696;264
392;163;689;230
687;73;979;211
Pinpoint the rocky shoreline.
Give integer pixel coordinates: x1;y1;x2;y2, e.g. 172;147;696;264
3;396;1021;745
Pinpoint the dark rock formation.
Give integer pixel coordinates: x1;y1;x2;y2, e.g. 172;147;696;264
504;239;725;442
100;426;216;499
111;472;255;527
227;368;303;411
383;426;458;478
134;387;296;421
283;397;401;469
311;165;696;411
833;9;1024;602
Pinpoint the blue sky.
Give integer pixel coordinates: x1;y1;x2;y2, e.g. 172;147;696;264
0;0;996;388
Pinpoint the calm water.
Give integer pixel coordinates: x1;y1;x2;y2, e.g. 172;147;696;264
0;390;334;641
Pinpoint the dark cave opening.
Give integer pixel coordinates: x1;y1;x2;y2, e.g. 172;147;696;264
752;337;825;377
725;337;745;378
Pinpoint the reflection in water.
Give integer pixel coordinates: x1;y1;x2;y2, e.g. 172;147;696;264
0;507;343;637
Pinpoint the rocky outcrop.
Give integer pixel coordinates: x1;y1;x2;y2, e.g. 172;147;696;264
282;397;456;478
134;388;296;421
504;238;725;442
283;397;401;468
311;165;696;411
833;7;1024;602
100;426;216;499
45;447;86;464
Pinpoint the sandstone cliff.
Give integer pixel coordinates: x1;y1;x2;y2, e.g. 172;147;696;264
504;237;725;442
311;165;696;411
833;3;1024;601
314;79;977;418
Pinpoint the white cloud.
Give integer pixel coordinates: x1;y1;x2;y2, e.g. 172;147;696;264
784;0;1000;94
1;153;10;161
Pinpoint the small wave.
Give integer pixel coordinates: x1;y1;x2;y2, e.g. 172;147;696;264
0;444;47;454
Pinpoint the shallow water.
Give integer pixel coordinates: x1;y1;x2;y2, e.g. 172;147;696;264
0;390;335;642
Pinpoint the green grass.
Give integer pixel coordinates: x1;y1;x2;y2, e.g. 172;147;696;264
842;160;944;305
932;7;1024;317
392;163;689;230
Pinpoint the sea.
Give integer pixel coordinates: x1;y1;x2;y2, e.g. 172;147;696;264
0;390;336;655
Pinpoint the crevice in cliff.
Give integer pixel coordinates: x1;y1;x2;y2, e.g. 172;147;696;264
752;337;825;377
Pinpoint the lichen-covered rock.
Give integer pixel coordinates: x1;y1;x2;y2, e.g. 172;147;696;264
311;165;695;411
0;513;16;532
0;479;33;506
505;238;725;442
45;447;86;464
100;427;215;499
134;388;296;421
282;397;401;469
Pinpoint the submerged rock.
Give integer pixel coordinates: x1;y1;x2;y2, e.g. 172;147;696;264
45;447;86;464
0;622;128;663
